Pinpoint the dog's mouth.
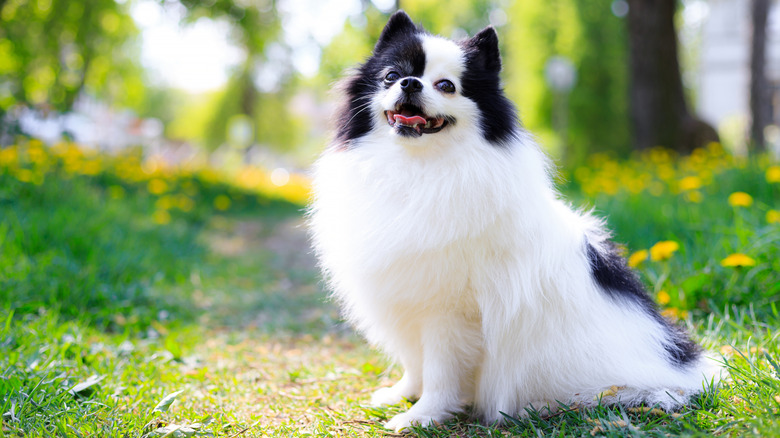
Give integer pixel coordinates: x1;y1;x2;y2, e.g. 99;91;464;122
385;104;449;137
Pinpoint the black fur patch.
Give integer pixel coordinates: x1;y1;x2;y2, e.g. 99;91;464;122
335;13;426;144
459;27;519;144
585;241;700;368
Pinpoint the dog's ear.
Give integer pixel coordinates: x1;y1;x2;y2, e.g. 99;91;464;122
464;26;502;73
375;10;417;52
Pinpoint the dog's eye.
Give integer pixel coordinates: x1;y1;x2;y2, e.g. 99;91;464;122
385;71;401;83
435;79;456;93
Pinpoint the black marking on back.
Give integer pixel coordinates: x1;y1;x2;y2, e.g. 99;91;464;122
586;240;701;368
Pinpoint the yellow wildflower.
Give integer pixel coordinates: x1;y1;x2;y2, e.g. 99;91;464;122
661;308;688;321
155;196;174;210
648;182;665;196
657;290;671;305
719;345;734;356
214;195;231;210
0;146;18;165
14;168;34;183
176;195;195;212
728;192;753;207
767;166;780;183
152;210;171;225
650;241;679;261
147;179;168;195
720;253;756;268
628;250;649;268
678;176;702;191
685;190;702;203
767;210;780;224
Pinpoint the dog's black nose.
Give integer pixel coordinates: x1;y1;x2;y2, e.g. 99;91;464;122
400;77;423;93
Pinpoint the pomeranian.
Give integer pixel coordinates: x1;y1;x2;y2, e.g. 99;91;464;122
308;10;719;432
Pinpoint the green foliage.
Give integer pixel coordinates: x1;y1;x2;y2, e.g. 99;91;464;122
0;0;144;112
401;0;494;37
504;0;630;162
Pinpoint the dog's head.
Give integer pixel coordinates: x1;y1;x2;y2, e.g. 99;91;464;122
335;10;518;147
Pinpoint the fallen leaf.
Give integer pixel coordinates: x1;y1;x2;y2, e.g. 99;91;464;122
147;423;214;438
152;390;184;413
68;375;105;397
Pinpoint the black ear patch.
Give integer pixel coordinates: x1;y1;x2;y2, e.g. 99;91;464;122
463;26;501;73
459;26;518;145
375;10;419;53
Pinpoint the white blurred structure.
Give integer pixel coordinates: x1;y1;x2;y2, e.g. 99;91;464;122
12;96;164;151
698;0;780;148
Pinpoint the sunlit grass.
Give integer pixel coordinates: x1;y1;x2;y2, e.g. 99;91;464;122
1;140;779;437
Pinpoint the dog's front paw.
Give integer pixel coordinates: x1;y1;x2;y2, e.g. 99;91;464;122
370;386;406;406
384;410;451;433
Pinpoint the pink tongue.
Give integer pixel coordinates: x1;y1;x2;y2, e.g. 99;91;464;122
394;114;427;125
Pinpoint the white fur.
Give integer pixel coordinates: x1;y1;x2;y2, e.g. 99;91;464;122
309;35;720;432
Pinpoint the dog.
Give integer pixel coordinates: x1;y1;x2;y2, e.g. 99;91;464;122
308;10;720;432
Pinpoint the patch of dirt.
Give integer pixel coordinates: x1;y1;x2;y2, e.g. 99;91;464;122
205;216;317;274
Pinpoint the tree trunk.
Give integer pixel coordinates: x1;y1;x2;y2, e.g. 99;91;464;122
749;0;770;153
627;0;718;153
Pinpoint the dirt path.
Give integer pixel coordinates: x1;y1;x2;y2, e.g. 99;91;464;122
179;215;399;435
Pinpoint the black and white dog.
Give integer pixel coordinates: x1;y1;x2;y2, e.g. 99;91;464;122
308;10;719;432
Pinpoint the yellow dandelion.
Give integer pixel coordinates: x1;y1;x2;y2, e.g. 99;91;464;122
678;176;702;191
650;240;680;261
648;182;665;197
79;160;101;176
14;168;34;183
685;190;702;203
767;210;780;224
720;253;756;268
176;195;195;212
767;166;780;183
214;195;231;211
147;179;168;195
719;345;734;356
152;209;171;225
155;196;174;210
661;308;689;321
728;192;753;207
657;290;671;305
0;146;18;165
628;250;649;268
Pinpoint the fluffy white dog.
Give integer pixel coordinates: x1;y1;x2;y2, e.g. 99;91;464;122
308;10;719;432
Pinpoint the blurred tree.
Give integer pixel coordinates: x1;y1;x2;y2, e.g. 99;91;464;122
626;0;718;153
177;0;301;151
504;0;630;162
749;0;770;153
400;0;493;36
0;0;143;117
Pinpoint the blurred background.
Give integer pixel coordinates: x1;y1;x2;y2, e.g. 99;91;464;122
3;4;780;435
1;0;778;171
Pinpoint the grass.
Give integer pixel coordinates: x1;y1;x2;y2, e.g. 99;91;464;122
1;140;779;437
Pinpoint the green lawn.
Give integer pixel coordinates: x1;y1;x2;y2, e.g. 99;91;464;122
1;141;779;437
